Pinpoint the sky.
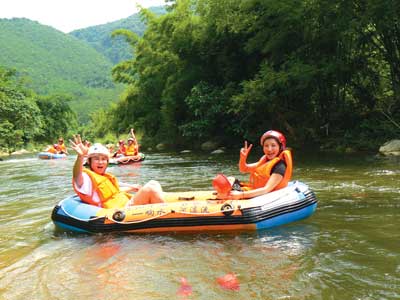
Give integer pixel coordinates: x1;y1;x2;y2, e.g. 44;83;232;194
0;0;167;33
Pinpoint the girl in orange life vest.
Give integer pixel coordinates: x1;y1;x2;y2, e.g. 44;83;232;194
215;130;292;200
113;140;127;157
57;137;68;154
126;138;139;156
71;135;165;208
45;144;59;154
125;128;139;156
45;137;67;154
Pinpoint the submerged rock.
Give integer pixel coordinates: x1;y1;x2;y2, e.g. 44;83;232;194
379;139;400;156
211;149;225;154
201;141;219;151
156;143;166;151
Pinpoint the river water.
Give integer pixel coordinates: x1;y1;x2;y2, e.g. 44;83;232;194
0;151;399;299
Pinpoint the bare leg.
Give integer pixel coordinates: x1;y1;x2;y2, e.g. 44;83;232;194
227;176;236;186
133;180;164;205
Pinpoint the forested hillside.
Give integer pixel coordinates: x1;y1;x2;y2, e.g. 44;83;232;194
97;0;400;151
70;6;166;64
0;18;122;122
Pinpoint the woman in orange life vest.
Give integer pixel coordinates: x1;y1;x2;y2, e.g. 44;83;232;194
215;130;292;200
57;137;68;154
45;137;68;154
71;134;165;208
45;144;59;154
125;128;139;156
113;139;127;157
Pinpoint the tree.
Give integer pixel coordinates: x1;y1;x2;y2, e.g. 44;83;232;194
0;66;44;152
35;94;78;142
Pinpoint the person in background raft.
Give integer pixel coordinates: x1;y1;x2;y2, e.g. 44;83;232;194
106;143;115;157
57;137;68;154
70;134;165;208
113;140;126;157
214;130;292;200
45;144;60;154
45;137;68;154
125;128;139;156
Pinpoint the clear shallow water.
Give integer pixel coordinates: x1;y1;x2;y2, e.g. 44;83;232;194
0;151;399;299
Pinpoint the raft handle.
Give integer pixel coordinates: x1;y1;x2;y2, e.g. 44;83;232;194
178;196;195;201
221;203;234;216
112;210;126;222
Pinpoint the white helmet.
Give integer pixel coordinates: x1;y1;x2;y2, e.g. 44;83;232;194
87;143;109;158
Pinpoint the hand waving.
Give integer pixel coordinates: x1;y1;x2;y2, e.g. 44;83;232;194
70;134;89;157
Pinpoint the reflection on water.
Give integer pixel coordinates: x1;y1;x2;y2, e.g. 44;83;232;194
0;151;399;299
256;224;318;255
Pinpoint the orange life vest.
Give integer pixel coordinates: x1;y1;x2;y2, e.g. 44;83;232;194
47;146;57;154
59;143;67;153
73;169;131;208
117;145;126;154
125;144;138;156
243;149;293;191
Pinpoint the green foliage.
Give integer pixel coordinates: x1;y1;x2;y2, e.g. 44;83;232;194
0;66;78;152
105;0;400;151
0;121;24;154
180;82;235;141
35;94;78;142
82;108;113;141
0;67;43;152
70;6;166;64
0;18;120;122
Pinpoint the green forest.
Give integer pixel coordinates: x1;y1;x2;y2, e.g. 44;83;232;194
0;18;123;124
1;0;400;154
70;6;166;64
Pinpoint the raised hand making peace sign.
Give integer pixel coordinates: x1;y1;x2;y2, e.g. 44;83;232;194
239;140;253;173
240;140;253;160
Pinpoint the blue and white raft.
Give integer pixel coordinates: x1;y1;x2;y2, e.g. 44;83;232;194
52;181;317;234
38;152;67;159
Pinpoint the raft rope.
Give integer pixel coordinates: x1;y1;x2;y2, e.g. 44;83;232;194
109;206;238;224
58;202;237;224
109;211;170;224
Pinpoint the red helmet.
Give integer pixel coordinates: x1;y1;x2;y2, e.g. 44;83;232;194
260;130;286;149
212;174;232;195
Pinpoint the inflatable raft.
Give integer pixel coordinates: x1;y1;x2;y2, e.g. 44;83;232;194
52;181;317;234
84;153;146;166
38;152;67;159
110;152;145;165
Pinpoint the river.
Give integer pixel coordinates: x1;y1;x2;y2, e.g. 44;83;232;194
0;150;399;299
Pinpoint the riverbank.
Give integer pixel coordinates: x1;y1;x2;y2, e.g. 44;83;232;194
0;141;52;157
0;149;35;157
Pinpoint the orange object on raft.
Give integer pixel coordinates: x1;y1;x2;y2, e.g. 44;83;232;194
212;174;232;196
52;181;317;234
